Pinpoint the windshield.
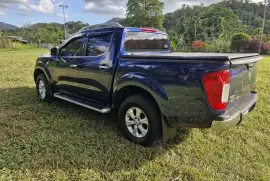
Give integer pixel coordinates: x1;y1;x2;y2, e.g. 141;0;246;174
124;32;169;52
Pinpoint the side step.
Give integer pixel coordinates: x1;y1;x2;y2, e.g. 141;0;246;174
54;92;111;114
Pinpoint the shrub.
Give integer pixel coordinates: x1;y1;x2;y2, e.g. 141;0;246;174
191;40;205;51
205;39;231;53
245;38;270;54
0;37;12;48
231;33;250;52
170;41;176;52
12;42;37;50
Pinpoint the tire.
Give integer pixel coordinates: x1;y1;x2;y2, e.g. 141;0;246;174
118;95;162;146
36;73;54;102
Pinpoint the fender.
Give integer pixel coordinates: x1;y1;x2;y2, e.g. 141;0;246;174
34;65;53;84
113;72;168;111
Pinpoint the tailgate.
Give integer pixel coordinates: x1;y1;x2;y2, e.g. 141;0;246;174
227;54;262;111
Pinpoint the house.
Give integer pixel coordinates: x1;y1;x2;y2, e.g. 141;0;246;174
3;36;28;44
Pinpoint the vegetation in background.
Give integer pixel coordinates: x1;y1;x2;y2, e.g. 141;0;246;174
231;33;250;52
2;21;88;47
246;38;270;53
2;0;270;53
191;40;206;51
124;0;165;30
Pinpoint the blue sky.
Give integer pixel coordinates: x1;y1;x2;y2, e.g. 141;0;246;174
0;0;263;27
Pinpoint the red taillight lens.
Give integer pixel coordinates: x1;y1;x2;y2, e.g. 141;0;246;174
140;28;157;33
203;70;230;111
253;84;257;92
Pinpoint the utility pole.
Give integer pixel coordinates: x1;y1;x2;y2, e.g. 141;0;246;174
59;4;68;39
259;0;267;54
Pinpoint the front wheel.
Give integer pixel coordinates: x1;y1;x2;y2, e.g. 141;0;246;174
118;95;162;146
36;73;54;102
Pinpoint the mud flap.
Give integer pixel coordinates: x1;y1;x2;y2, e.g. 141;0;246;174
162;116;177;142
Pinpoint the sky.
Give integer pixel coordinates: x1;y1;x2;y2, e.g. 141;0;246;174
0;0;265;27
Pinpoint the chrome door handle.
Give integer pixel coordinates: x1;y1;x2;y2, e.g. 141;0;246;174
70;64;77;68
99;65;110;70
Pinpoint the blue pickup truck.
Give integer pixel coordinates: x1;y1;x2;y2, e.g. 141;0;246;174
34;23;261;146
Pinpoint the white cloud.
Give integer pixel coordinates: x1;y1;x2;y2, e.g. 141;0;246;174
18;4;31;12
57;12;68;19
0;3;10;9
29;0;54;13
0;0;28;3
0;11;6;16
83;0;126;17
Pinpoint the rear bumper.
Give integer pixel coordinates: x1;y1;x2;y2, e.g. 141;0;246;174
211;92;257;132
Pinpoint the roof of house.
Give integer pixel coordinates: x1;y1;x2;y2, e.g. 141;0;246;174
4;36;28;43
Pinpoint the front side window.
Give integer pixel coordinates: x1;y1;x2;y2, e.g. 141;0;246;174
124;32;169;52
61;37;87;57
86;34;112;56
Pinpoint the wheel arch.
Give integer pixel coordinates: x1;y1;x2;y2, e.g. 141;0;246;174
113;85;161;114
34;68;53;84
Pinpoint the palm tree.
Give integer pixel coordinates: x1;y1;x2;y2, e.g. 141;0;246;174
193;15;202;40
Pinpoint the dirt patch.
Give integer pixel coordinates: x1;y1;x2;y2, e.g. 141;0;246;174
0;108;38;141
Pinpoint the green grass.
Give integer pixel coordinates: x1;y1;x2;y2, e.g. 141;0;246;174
0;43;39;52
0;50;269;180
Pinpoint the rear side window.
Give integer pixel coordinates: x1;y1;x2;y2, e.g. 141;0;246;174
124;32;169;52
86;34;112;56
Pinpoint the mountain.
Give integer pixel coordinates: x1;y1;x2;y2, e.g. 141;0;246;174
106;18;124;24
0;22;18;30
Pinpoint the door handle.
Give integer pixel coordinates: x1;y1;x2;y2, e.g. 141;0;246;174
70;64;77;68
99;65;110;70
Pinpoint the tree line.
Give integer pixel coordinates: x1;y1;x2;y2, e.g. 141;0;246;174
2;0;270;53
2;21;88;47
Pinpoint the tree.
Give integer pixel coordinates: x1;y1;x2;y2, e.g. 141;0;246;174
231;33;250;52
125;0;164;30
170;41;176;51
193;15;202;40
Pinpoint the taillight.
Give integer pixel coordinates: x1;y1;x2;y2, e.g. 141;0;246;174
253;84;257;92
140;28;157;33
202;70;230;111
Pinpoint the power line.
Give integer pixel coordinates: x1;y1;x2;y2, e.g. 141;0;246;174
59;4;68;39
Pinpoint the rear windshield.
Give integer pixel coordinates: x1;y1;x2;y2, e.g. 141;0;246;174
124;32;169;52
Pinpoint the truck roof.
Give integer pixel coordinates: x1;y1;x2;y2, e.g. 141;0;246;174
79;22;167;35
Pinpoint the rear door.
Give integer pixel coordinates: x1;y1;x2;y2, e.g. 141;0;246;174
77;33;114;103
227;56;261;111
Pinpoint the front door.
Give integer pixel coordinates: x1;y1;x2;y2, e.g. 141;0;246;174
53;36;88;94
77;33;114;103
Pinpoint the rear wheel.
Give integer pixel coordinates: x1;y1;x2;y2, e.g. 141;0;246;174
118;95;162;146
36;73;54;102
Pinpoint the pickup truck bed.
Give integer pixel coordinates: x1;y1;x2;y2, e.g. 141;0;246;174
122;52;261;62
119;52;260;127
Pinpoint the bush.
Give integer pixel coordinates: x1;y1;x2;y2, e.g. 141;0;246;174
231;33;250;52
12;42;38;50
0;41;38;51
204;39;231;53
170;41;176;52
245;38;270;54
191;40;205;51
0;37;12;48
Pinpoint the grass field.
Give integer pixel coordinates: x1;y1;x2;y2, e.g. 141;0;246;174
0;49;269;180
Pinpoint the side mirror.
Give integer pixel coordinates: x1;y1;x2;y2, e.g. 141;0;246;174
50;47;58;56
